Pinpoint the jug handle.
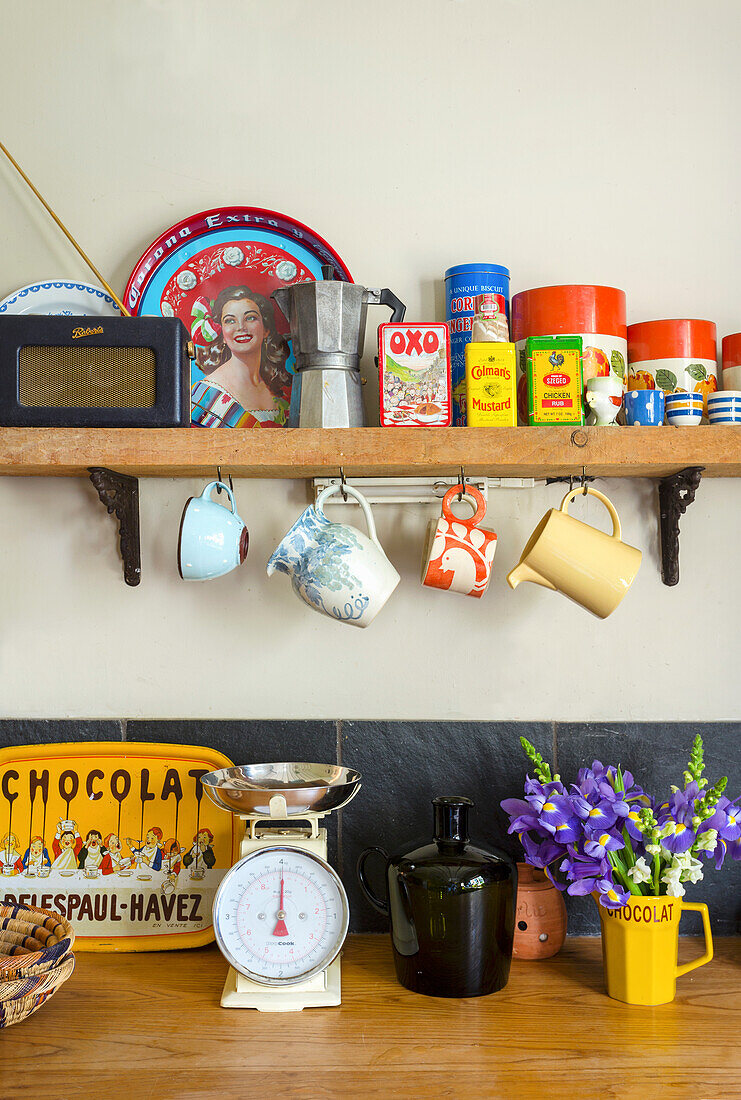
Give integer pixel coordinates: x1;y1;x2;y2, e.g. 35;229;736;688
316;482;384;550
365;287;406;323
560;485;622;541
356;846;390;916
201;480;238;515
676;902;713;978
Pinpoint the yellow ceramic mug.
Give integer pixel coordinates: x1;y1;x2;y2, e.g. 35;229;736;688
597;896;713;1005
507;486;641;618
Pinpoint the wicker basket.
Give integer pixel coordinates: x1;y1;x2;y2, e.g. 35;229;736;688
0;953;75;1028
0;903;75;979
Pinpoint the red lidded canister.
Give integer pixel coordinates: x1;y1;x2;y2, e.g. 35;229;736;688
511;285;627;423
627;319;718;413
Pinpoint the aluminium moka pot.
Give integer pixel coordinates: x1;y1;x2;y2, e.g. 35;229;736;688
272;269;405;428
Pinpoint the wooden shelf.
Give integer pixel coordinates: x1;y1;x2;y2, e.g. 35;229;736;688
0;425;739;478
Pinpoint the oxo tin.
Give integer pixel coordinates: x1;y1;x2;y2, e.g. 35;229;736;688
445;263;510;425
378;323;451;426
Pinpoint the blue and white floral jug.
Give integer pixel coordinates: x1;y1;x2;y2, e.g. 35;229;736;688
267;483;400;627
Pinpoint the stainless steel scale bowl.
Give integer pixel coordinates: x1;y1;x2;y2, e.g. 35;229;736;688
201;762;362;817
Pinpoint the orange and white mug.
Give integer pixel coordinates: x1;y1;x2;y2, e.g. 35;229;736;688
421;484;497;598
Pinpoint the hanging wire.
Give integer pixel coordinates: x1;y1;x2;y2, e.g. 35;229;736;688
339;466;348;502
582;465;588;495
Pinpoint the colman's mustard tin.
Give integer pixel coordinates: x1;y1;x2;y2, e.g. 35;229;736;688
464;342;517;426
526;336;584;425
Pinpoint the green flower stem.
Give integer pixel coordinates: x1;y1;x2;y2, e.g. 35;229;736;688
608;852;642;895
653;854;661;896
622;829;637;867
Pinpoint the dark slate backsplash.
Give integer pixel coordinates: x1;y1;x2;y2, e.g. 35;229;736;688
0;720;738;935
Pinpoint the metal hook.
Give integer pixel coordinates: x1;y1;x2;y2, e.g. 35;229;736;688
458;465;466;502
215;467;233;495
582;465;588;495
339;467;348;503
569;474;574;494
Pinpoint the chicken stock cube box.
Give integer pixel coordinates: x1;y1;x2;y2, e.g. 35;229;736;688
464;343;517;426
527;336;584;425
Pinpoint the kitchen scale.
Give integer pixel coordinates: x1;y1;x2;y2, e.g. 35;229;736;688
202;762;361;1012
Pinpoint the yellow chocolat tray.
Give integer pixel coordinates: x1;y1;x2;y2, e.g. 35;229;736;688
0;741;236;951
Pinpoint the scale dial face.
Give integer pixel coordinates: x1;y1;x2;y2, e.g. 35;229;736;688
213;846;349;986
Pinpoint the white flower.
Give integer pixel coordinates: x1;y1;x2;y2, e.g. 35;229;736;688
661;863;686;897
646;843;661;855
662;873;686;897
627;856;652;884
695;829;717;854
678;855;704;885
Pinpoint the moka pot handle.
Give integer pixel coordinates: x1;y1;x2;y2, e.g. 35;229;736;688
365;287;406;323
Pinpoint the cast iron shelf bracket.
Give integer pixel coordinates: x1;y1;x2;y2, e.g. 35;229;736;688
88;467;141;587
658;466;703;587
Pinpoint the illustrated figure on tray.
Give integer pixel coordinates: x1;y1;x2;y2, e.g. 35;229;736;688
183;828;216;875
79;829;107;874
100;833;131;875
22;836;51;874
190;286;291;428
0;833;24;875
51;820;83;871
126;826;164;872
160;838;182;895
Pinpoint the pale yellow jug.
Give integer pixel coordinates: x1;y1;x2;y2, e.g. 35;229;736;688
597;895;713;1006
507;486;641;618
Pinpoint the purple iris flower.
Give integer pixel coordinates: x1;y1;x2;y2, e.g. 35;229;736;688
537;794;581;843
714;838;728;870
559;852;610;896
571;793;619;832
622;808;645;842
500;797;543;836
584;830;625;859
659;821;695;854
595;877;631;909
523;776;566;803
712;835;741;869
718;799;741;842
520;831;563;869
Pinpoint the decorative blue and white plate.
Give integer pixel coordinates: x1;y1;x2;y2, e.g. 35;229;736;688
0;280;120;316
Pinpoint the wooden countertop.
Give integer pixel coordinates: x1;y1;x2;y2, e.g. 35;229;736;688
5;935;740;1099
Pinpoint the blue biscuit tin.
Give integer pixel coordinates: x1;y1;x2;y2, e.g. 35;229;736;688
445;263;510;425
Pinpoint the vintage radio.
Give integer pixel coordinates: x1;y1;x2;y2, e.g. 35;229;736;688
0;315;191;427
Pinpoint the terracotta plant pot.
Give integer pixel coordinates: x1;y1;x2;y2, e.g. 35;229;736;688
512;863;567;960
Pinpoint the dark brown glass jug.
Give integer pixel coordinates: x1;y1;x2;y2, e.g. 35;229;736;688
357;796;516;997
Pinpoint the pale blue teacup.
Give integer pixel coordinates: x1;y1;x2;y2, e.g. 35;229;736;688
178;481;249;581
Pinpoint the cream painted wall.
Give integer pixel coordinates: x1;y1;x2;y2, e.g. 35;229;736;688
0;0;739;719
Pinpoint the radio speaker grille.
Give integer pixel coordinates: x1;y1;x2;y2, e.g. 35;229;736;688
19;345;156;408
